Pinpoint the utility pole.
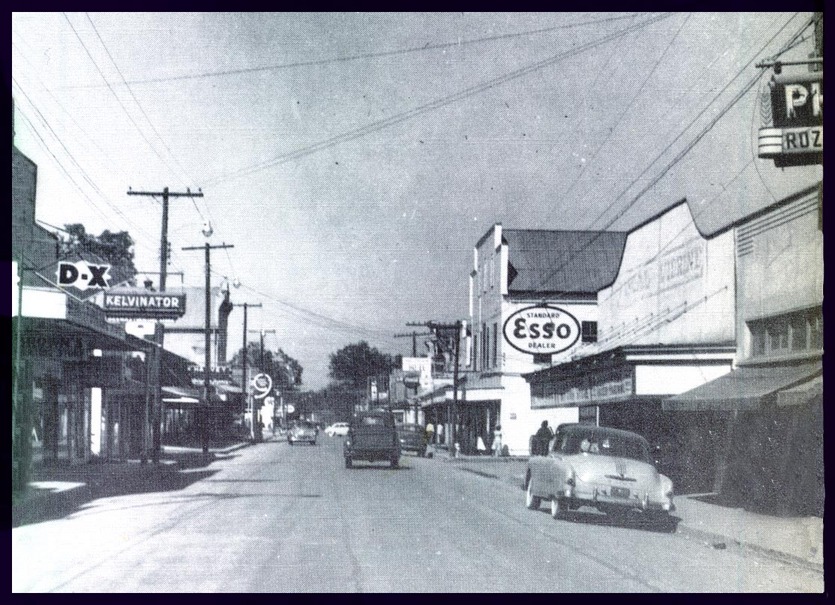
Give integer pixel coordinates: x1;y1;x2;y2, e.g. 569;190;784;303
233;303;261;441
249;328;276;442
406;320;464;456
182;242;234;455
394;331;432;357
128;186;203;464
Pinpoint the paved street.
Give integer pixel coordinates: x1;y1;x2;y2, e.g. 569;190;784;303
12;437;823;593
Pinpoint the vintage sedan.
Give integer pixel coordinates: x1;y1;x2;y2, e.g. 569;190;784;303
524;424;675;525
397;424;429;457
287;421;317;446
325;422;350;437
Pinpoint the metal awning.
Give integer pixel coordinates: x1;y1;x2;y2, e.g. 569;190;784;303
162;386;201;399
215;383;243;394
663;360;821;412
777;375;822;408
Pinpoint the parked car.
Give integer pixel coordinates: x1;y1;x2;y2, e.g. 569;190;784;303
325;422;350;437
524;424;675;526
344;410;400;468
397;424;429;457
287;420;317;446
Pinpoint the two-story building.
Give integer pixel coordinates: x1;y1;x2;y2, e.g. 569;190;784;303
465;224;629;455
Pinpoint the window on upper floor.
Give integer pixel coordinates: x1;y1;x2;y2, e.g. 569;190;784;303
581;321;598;343
747;306;822;359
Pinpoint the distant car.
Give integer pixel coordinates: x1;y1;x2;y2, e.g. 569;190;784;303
325;422;350;437
344;410;400;468
524;424;675;526
288;421;317;446
397;424;428;457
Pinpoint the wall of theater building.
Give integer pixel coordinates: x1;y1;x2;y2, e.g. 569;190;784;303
596;202;735;347
736;188;823;359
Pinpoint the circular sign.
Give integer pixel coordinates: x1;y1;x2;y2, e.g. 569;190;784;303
285;404;295;414
252;373;273;399
502;304;581;356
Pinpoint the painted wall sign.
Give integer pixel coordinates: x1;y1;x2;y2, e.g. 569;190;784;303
103;292;187;319
502;304;581;356
758;72;823;167
57;261;112;290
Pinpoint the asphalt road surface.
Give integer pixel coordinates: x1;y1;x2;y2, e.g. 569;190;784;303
12;437;823;592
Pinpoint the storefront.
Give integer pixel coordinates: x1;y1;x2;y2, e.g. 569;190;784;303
665;184;823;515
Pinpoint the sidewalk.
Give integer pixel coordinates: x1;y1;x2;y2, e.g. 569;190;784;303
12;439;254;529
444;453;824;571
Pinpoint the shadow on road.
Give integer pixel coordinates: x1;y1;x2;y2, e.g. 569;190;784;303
532;506;681;534
12;451;223;529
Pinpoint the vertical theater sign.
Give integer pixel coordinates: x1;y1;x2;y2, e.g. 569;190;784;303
758;71;823;167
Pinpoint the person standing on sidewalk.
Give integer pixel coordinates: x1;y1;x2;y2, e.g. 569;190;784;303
491;424;503;457
533;420;554;456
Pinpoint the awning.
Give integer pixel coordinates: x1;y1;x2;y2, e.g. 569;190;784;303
777;375;822;407
663;360;821;412
162;386;201;399
215;383;243;395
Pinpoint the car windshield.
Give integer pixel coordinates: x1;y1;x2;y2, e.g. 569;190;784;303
355;414;393;427
555;430;651;463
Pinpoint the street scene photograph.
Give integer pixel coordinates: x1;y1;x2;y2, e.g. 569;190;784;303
11;11;823;593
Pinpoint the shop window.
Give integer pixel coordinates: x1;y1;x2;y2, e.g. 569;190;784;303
747;306;822;358
581;321;598;343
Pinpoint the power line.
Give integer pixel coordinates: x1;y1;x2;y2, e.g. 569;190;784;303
528;12;809;294
59;13;648;89
203;13;674;188
61;13;192;189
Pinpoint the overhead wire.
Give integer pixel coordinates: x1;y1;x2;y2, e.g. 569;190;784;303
528;12;809;295
203;12;675;188
59;13;648;89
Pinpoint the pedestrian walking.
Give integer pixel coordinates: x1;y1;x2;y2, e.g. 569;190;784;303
425;422;435;445
491;424;503;457
476;434;487;455
436;422;444;445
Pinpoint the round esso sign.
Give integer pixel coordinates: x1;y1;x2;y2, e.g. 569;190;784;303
502;305;581;356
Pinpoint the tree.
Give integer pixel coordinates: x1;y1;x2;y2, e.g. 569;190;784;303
59;224;138;287
229;343;303;389
328;341;397;390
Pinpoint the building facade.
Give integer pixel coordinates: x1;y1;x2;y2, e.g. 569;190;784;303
665;184;823;514
525;200;738;491
464;224;629;455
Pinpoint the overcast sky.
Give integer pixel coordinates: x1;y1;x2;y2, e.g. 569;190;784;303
12;12;821;389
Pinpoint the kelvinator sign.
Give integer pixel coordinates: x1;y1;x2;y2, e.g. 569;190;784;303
103;291;187;319
503;304;581;356
758;72;823;167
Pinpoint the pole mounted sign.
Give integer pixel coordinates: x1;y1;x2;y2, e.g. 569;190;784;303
252;373;273;399
758;72;823;167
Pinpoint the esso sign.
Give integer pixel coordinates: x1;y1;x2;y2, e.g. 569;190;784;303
503;305;581;356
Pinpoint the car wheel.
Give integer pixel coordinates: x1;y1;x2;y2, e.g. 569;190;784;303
525;477;541;510
345;457;352;469
550;497;564;520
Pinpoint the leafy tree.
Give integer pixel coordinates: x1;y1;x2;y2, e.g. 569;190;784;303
229;343;303;388
59;224;138;287
328;341;397;390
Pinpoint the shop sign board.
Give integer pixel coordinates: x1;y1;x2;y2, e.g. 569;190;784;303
252;373;273;399
103;291;187;319
57;261;112;290
503;304;581;356
758;72;823;167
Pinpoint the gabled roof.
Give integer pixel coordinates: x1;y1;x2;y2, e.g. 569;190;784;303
502;229;627;294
